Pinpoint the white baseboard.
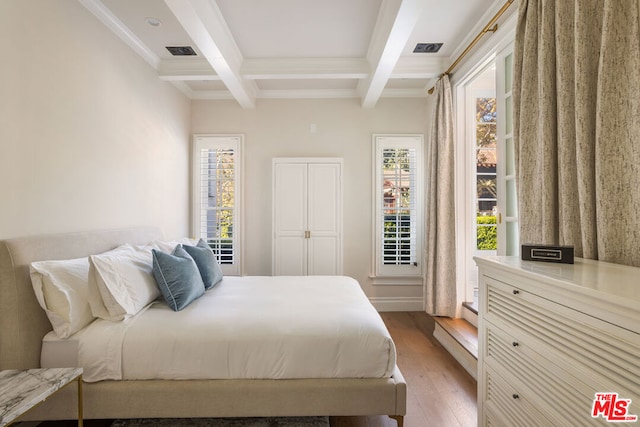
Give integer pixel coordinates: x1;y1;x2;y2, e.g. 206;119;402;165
433;324;478;380
369;297;424;312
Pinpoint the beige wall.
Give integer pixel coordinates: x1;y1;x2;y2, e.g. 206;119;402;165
192;98;433;302
0;0;191;240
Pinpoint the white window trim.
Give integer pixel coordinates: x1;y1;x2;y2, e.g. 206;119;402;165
371;134;424;286
192;134;244;276
495;43;519;257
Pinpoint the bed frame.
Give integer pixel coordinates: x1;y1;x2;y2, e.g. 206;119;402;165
0;227;406;425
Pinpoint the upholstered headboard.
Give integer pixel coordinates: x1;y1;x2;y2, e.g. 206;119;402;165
0;227;163;370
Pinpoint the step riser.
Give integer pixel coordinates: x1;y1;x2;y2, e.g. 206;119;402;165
434;324;478;380
432;316;478;379
462;306;478;327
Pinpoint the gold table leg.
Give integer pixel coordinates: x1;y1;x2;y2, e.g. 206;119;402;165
389;415;404;427
77;375;83;427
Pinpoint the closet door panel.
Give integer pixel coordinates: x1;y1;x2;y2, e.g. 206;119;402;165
307;236;339;275
273;163;307;275
275;236;307;276
274;163;307;234
308;163;340;234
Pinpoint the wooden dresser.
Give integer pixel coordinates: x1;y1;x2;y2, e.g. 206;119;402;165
474;256;640;426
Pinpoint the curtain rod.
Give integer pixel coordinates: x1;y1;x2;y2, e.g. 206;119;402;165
427;0;514;94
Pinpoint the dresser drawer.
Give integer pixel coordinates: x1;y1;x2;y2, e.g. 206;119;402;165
484;275;640;402
486;406;509;427
483;367;553;427
485;323;615;426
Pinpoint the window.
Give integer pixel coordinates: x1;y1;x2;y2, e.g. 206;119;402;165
192;135;243;275
476;96;498;251
373;135;424;283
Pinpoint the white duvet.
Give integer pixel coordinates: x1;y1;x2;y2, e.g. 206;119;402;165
46;276;396;382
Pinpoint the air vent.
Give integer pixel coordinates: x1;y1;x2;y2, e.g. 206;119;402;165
413;43;443;53
166;46;197;56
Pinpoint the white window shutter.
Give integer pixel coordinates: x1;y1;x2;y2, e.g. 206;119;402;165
193;135;243;275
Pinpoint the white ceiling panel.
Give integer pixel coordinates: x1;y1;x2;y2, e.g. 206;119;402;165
216;0;382;58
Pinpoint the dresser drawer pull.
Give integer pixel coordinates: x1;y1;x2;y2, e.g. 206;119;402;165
512;289;520;295
512;341;519;347
512;394;520;400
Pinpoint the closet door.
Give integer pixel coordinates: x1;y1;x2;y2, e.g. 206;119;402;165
273;163;308;275
307;163;341;275
272;158;342;276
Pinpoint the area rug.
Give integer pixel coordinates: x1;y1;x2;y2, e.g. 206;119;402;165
111;417;329;427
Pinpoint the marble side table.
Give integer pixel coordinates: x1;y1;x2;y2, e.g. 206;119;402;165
0;368;83;427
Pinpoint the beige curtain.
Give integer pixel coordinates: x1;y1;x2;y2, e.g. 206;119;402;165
425;75;457;317
514;0;640;267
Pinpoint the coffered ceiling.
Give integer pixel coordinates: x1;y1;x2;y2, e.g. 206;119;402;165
79;0;502;108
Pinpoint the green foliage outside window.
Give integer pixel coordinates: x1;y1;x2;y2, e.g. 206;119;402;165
477;215;497;250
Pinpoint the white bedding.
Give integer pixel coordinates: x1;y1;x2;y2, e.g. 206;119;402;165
42;276;396;382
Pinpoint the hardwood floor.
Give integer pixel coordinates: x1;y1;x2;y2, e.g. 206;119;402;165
29;312;477;427
330;312;477;427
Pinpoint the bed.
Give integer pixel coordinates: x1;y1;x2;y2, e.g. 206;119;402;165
0;227;406;425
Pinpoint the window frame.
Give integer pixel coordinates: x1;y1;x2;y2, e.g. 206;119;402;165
192;134;243;276
495;44;519;257
371;134;424;285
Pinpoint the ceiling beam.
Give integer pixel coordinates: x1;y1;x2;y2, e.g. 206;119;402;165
242;58;370;80
359;0;428;108
158;55;443;87
164;0;256;108
392;57;448;79
158;58;220;81
159;57;371;82
187;87;428;101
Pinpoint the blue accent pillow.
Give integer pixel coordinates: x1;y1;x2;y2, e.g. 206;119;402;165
181;239;224;290
151;248;205;311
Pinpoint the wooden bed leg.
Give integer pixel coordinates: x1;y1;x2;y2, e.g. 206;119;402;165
389;415;404;427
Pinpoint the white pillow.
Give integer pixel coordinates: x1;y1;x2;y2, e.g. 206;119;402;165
144;238;198;253
88;244;159;321
30;257;95;338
